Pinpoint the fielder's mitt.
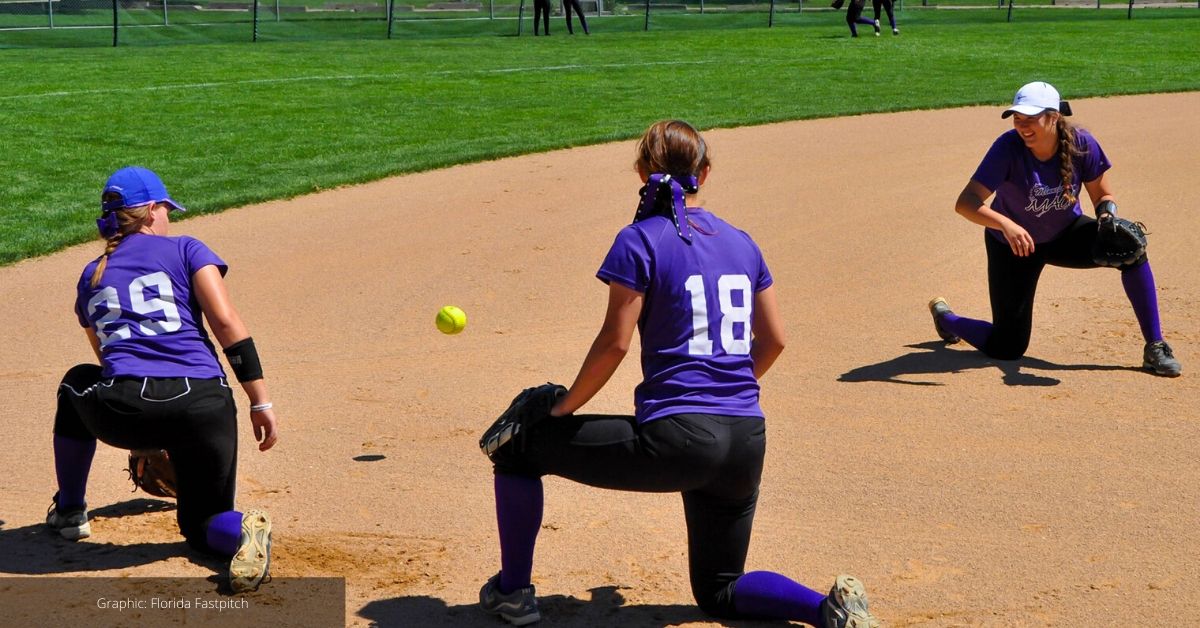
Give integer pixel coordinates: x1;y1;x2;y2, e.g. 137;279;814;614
480;383;567;461
127;449;178;499
1092;214;1148;268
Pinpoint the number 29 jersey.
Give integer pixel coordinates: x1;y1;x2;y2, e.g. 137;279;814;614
597;208;773;424
75;233;229;379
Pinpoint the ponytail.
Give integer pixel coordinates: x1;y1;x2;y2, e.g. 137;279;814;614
1056;117;1083;206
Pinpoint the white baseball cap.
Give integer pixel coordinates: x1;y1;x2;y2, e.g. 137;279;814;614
1001;81;1073;118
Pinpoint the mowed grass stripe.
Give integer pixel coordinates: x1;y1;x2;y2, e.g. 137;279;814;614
1;9;1197;265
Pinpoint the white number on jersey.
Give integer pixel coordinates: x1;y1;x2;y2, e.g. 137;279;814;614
88;271;183;348
683;274;753;356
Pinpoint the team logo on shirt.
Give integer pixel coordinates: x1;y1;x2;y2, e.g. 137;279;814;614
1024;183;1075;218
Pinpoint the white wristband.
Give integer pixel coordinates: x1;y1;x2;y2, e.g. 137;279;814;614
250;402;273;412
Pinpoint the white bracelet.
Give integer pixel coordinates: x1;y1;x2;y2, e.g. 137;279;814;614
250;402;273;412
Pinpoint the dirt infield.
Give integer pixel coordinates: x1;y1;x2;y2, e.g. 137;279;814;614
2;92;1197;627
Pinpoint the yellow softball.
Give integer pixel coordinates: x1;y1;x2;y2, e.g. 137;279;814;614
436;305;467;335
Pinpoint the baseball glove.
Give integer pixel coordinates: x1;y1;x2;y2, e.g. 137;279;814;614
127;449;178;499
480;383;567;461
1092;214;1149;268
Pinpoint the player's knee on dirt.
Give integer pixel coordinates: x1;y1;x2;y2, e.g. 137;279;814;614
983;337;1029;361
691;575;738;618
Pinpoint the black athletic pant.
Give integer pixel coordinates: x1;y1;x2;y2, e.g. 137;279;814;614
562;0;588;34
872;0;893;27
55;364;238;551
533;0;551;34
493;413;767;617
982;214;1147;360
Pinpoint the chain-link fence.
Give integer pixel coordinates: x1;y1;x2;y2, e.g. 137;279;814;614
1;0;1195;45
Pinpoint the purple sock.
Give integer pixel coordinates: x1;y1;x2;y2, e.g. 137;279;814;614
732;571;826;624
53;434;96;509
1121;262;1163;343
940;311;993;351
495;473;543;594
205;510;244;556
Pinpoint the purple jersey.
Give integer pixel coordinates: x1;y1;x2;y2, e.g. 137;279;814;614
597;208;773;424
971;128;1111;244
75;233;228;379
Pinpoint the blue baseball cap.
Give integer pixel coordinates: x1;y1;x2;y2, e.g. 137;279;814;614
101;166;186;213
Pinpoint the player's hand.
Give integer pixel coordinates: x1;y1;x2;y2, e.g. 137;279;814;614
251;407;279;451
1000;220;1035;257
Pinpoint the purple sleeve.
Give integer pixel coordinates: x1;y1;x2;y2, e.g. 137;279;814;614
74;273;90;328
1075;129;1112;184
181;237;228;277
970;132;1015;193
748;235;773;292
756;255;773;293
596;226;650;293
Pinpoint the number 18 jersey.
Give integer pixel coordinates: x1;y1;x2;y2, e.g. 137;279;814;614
597;208;773;424
75;233;228;379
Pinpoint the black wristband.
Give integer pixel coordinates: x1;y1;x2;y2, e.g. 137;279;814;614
223;337;264;383
1096;199;1117;218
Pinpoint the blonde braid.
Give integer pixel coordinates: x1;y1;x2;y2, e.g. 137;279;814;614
88;203;154;288
89;235;123;288
1056;117;1081;206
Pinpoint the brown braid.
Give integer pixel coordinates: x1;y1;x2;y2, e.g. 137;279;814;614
1055;116;1083;206
89;203;154;288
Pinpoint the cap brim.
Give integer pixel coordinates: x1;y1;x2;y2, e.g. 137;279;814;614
1001;104;1053;119
162;199;186;212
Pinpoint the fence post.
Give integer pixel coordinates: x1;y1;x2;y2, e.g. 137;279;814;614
387;0;394;37
163;0;168;26
48;0;54;28
1126;0;1132;18
1006;0;1013;21
768;0;775;25
517;0;524;35
276;0;280;21
489;0;493;19
700;0;704;14
643;0;650;30
112;0;118;46
252;0;259;41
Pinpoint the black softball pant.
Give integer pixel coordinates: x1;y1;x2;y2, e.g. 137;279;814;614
55;364;238;552
533;0;551;34
983;214;1147;360
493;412;767;617
872;0;893;26
562;0;588;33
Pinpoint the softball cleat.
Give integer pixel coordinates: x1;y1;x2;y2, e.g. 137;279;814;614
820;574;881;628
480;572;541;626
230;509;272;593
46;494;91;541
1143;340;1181;377
928;297;960;344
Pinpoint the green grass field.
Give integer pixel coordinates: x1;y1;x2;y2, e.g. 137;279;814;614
1;8;1197;265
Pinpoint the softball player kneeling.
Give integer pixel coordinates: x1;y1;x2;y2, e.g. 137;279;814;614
480;121;881;627
49;166;279;593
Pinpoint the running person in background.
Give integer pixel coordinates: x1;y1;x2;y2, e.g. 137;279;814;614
48;166;281;592
929;82;1182;377
562;0;589;34
871;0;897;35
533;0;551;35
845;0;876;37
480;120;881;627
